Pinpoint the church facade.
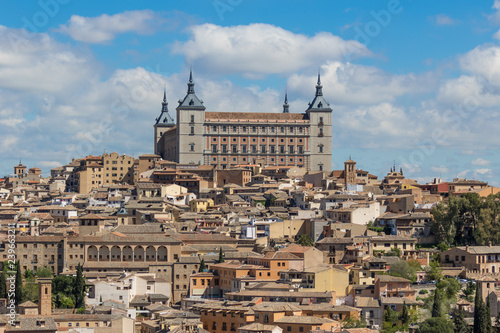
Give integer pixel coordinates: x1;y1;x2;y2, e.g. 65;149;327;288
154;71;332;171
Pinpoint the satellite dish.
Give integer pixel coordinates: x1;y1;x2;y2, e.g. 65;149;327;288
256;203;264;210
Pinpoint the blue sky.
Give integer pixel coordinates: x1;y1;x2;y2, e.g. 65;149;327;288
1;0;500;185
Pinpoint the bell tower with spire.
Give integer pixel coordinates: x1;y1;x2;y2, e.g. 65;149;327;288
154;86;175;157
176;69;206;164
307;72;333;172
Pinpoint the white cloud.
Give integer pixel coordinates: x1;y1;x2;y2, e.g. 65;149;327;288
475;168;492;175
172;23;372;76
432;14;457;26
288;61;436;105
471;158;492;166
57;10;162;43
39;161;62;168
431;165;450;174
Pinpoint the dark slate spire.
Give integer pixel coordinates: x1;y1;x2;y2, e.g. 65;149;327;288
155;86;174;125
283;91;289;113
187;68;195;95
315;71;323;97
178;70;205;109
307;70;332;111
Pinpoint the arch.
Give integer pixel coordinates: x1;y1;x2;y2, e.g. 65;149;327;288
123;246;133;262
157;246;168;261
111;246;121;261
134;246;145;262
99;246;110;261
88;246;98;261
145;246;156;261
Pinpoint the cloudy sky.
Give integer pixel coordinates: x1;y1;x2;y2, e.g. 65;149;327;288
0;0;500;184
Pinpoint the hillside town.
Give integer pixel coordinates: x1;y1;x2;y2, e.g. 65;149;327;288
0;148;499;332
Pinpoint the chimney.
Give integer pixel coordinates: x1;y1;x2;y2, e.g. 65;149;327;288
489;241;492;247
466;245;469;252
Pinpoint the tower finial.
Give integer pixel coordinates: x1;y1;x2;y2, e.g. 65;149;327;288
315;70;323;97
283;88;289;113
187;69;195;94
163;85;167;102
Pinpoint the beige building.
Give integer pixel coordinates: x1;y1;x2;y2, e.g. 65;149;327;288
102;152;135;185
441;245;500;275
155;71;333;171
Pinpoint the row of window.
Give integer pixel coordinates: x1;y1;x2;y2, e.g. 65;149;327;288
212;156;304;164
213;137;304;144
208;125;307;134
211;144;305;154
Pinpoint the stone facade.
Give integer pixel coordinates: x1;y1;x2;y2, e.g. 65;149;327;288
155;72;333;171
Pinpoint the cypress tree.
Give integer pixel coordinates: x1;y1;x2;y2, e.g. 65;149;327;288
199;258;206;272
401;301;410;326
218;248;224;263
0;269;7;299
14;260;23;305
74;263;85;308
475;283;482;333
454;308;471;333
432;289;442;318
486;297;492;333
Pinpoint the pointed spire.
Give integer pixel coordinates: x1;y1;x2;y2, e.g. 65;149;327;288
187;68;195;95
161;86;169;113
315;70;323;97
283;90;289;113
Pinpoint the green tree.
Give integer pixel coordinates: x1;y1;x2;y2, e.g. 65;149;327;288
464;281;476;299
199;258;206;272
454;308;471;333
15;260;23;305
388;260;420;283
341;316;367;328
400;301;410;327
218;248;225;263
36;267;53;278
417;318;453;333
73;264;86;309
486;297;493;333
386;247;402;257
296;234;315;246
432;289;442;318
23;269;35;279
426;261;444;282
0;270;6;299
382;307;399;332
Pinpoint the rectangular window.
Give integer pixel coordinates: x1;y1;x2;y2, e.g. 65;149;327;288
280;146;285;154
280;127;284;133
319;145;323;153
190;115;195;122
298;146;303;154
242;126;246;132
190;126;194;134
233;126;237;132
212;126;217;132
242;145;247;153
261;145;266;153
252;126;256;133
289;145;294;154
222;126;227;132
270;146;275;154
222;145;227;153
212;145;217;153
251;145;257;153
232;145;237;153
